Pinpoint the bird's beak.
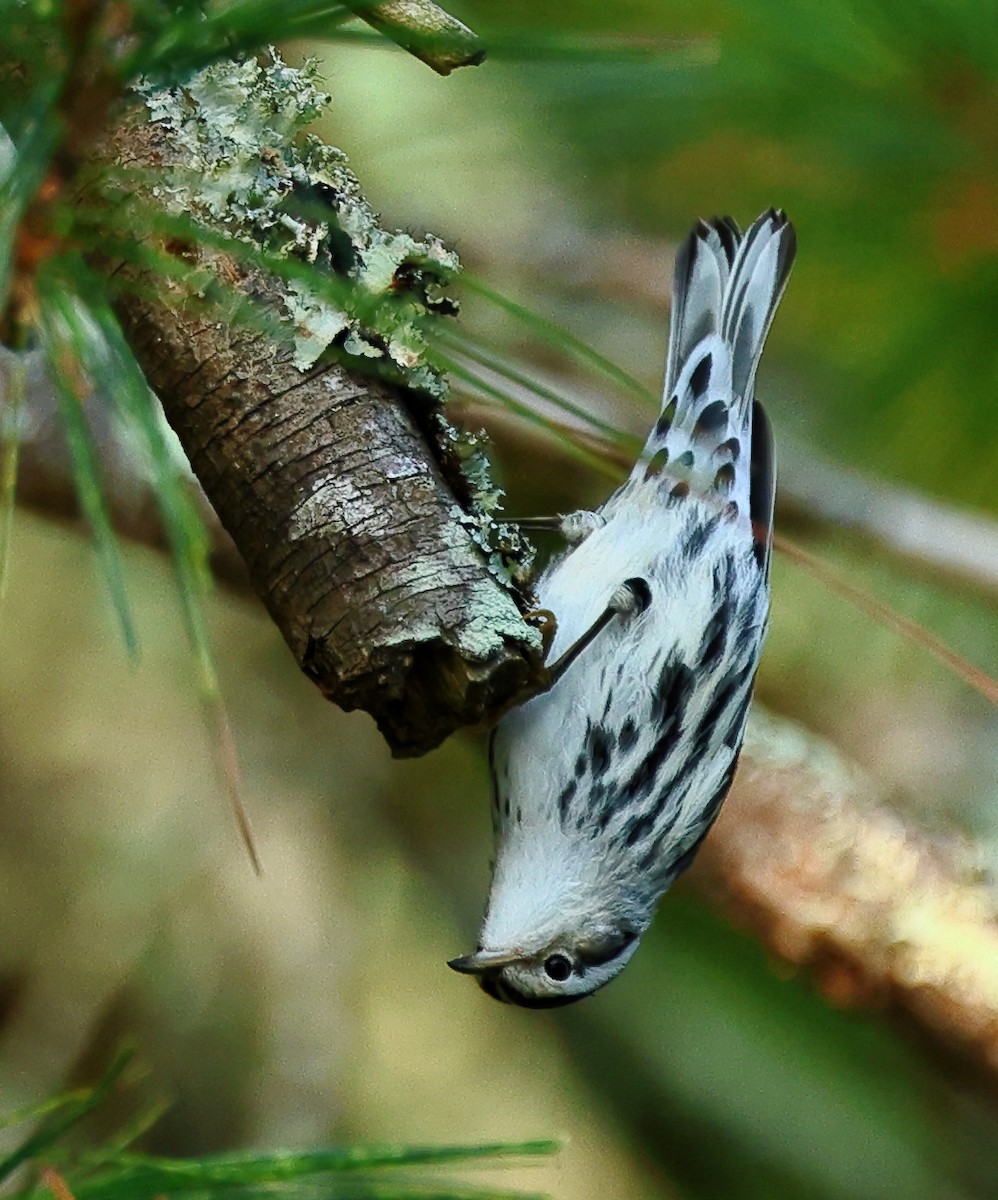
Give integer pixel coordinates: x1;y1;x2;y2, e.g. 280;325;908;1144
447;950;519;975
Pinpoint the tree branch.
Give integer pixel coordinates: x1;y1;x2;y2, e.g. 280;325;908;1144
346;0;487;74
78;57;542;755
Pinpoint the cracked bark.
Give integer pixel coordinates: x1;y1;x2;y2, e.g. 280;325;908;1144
82;104;542;757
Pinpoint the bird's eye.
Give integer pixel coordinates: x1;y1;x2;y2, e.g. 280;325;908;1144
543;954;573;982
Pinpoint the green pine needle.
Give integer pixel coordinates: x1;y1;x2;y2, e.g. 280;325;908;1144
438;327;641;452
430;346;624;483
0;1088;96;1138
459;274;659;410
0;1050;134;1185
127;1;355;80
35;282;140;660
38;260;211;663
0;353;24;610
1;1059;556;1200
35;263;261;868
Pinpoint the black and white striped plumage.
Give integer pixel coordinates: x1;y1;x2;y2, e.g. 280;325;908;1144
451;211;796;1007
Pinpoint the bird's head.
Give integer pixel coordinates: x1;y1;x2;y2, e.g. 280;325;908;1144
448;924;642;1007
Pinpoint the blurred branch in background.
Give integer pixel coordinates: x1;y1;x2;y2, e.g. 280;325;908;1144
9;338;995;686
694;710;998;1079
776;439;998;599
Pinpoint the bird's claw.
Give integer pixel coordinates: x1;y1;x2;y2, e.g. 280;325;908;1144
523;608;558;657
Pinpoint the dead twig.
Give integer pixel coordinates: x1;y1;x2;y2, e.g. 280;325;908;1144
345;0;486;74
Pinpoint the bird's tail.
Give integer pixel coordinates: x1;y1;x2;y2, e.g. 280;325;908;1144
633;210;795;527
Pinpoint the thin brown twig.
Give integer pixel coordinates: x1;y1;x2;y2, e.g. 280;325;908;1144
207;693;262;877
41;1168;77;1200
773;530;998;706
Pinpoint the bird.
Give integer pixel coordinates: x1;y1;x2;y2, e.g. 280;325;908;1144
449;210;796;1007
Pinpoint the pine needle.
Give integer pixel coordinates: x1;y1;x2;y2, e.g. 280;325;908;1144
460;274;659;408
204;679;262;877
0;355;25;611
773;531;998;707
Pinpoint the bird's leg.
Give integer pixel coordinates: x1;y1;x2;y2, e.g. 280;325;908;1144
518;511;609;661
546;577;650;687
510;511;605;545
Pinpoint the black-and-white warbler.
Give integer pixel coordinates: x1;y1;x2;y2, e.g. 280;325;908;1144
450;210;797;1007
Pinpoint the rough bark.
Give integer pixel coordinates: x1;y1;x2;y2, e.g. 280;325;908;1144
115;261;540;752
79;62;542;756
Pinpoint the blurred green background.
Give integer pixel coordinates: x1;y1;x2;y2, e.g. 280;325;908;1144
2;2;997;1197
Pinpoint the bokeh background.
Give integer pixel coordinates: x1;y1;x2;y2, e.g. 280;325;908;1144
2;2;997;1197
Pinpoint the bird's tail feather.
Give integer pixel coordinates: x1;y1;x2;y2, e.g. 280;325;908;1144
664;209;795;415
720;210;796;402
627;211;794;525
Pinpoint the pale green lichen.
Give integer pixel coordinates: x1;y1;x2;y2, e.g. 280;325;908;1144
454;587;543;659
137;54;457;373
136;51;533;591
